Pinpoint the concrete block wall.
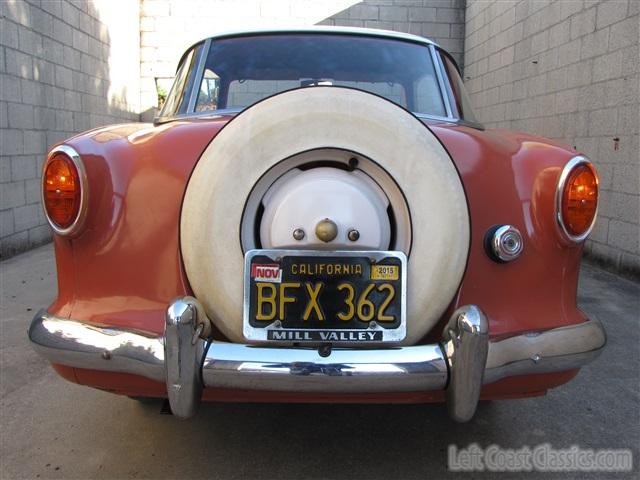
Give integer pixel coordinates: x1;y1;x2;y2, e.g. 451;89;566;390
320;0;466;66
139;0;465;120
464;0;639;274
0;0;140;258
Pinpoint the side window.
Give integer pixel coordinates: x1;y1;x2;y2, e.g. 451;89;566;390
441;53;478;122
195;69;220;112
159;43;203;118
414;74;446;116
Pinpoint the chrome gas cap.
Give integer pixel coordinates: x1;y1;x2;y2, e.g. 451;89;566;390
259;167;390;250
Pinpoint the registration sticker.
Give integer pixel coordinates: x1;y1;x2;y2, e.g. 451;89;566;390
370;264;399;281
250;263;282;283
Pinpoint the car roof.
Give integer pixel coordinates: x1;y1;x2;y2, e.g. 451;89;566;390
201;26;436;46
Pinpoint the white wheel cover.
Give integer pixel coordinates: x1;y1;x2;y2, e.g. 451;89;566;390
181;87;469;345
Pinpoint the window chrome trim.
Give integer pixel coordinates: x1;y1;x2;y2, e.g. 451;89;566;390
429;44;453;119
186;38;211;114
555;156;599;243
155;106;484;130
41;145;88;237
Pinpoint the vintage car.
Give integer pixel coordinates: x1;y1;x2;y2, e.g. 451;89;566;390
29;27;605;422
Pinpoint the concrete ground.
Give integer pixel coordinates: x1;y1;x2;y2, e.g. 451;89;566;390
1;243;638;480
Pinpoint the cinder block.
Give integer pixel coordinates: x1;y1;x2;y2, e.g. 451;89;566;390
10;155;36;181
72;29;89;53
608;220;640;253
21;79;46;106
43;40;64;65
63;45;81;71
588;108;618;136
347;4;379;21
450;23;464;38
621;45;639;76
613;162;640;196
435;7;462;23
609;15;639;51
546;67;567;91
13;202;41;232
577;83;605;111
0;156;11;183
32;58;55;85
23;131;45;156
567;60;592;88
559;0;584;21
421;22;450;38
556;87;578;113
0;101;7;129
380;6;407;22
592;49;623;82
604;77;637;108
45;131;67;149
54;66;73;91
0;74;22;102
31;6;54;38
1;19;19;49
574;134;600;154
616;103;640;134
570;6;596;40
409;6;436;22
39;0;62;18
596;0;629;29
7;103;34;129
73;111;89;132
18;26;43;57
548;19;571;48
607;191;640;225
0;180;25;210
62;1;81;27
580;27;609;60
25;177;41;204
55;110;74;132
5;48;33;80
0;209;14;237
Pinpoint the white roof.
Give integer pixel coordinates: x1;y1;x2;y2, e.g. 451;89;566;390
200;26;437;48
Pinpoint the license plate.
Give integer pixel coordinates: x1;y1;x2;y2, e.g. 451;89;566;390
243;250;407;343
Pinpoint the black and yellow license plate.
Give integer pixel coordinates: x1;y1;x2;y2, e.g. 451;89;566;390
243;250;406;343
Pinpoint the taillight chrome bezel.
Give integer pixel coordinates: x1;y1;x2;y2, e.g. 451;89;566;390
555;155;599;244
42;144;88;236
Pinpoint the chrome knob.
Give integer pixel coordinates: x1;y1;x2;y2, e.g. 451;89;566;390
315;218;338;243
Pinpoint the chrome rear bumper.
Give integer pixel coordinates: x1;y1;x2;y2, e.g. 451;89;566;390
28;298;605;422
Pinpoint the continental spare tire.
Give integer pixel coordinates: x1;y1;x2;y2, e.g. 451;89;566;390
181;87;469;345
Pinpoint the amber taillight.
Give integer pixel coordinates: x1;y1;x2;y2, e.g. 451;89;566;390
42;146;86;234
557;157;599;242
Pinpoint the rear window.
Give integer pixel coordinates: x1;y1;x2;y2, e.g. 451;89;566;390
194;34;447;117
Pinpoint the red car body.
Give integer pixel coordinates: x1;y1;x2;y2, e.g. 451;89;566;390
30;28;605;421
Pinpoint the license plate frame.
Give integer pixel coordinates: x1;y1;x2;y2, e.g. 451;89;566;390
243;249;407;343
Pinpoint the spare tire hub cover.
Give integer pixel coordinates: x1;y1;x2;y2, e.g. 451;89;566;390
260;167;391;250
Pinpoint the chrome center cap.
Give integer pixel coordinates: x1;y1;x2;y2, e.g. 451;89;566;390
315;218;338;243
